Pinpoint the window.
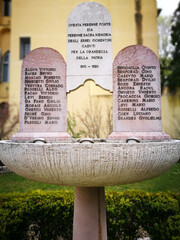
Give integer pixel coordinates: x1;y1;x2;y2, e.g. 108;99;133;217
2;51;10;83
20;37;30;59
3;0;11;16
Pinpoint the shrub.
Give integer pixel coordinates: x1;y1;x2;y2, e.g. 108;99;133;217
0;191;74;240
106;191;180;240
0;190;179;240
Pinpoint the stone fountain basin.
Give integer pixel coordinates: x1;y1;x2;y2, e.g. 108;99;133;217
0;140;179;187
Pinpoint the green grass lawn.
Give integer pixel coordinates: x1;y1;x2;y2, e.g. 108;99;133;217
0;163;179;194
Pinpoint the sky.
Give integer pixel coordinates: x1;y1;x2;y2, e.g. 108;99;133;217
157;0;179;16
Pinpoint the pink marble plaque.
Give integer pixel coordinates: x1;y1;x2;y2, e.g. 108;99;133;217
11;47;71;141
109;45;170;140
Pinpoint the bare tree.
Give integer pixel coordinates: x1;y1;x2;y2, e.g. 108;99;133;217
67;112;82;138
158;15;173;59
158;15;173;92
75;100;113;139
105;104;113;136
76;100;102;138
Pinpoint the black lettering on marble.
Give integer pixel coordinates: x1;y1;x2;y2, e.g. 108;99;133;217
68;20;112;69
116;65;161;121
23;67;63;125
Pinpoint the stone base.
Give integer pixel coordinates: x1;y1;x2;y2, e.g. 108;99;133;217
73;187;107;240
10;131;72;142
108;131;171;141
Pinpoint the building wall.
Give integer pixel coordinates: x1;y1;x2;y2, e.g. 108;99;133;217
162;88;180;139
0;0;11;103
9;0;158;102
0;28;10;99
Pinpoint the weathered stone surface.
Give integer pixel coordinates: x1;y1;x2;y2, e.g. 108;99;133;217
73;187;107;240
11;47;71;141
109;45;170;140
0;140;179;186
67;2;112;92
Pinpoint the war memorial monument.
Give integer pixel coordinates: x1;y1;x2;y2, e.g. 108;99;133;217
0;2;179;240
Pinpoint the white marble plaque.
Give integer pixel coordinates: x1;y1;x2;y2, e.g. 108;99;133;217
67;2;112;92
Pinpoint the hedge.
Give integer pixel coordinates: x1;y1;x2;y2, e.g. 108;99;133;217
0;190;179;240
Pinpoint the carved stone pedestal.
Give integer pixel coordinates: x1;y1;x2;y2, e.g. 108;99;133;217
73;187;107;240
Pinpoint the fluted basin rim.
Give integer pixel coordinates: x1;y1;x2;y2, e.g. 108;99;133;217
0;140;179;186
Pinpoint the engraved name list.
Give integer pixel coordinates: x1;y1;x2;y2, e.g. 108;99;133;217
24;67;62;126
11;47;71;141
109;45;170;140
